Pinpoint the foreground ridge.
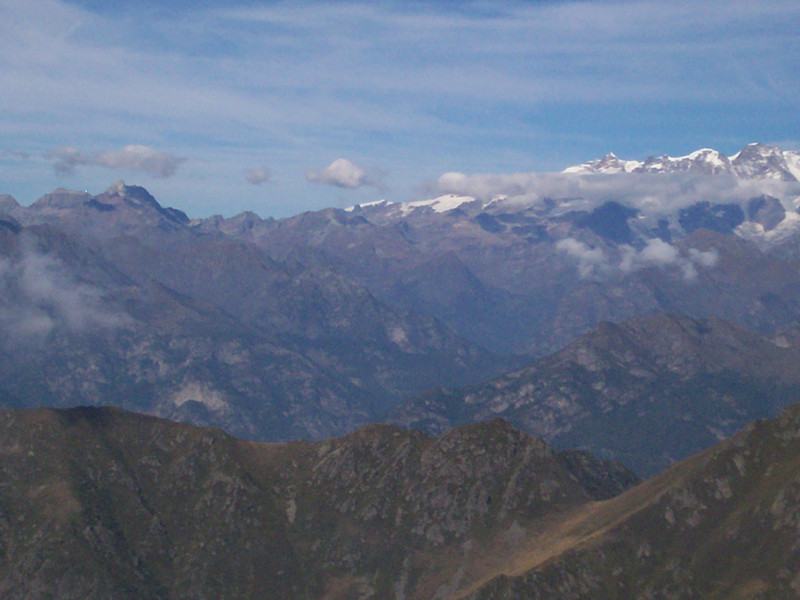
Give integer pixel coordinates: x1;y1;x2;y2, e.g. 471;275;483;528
4;402;800;599
0;407;635;600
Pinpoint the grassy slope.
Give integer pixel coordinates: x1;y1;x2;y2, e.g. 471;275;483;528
463;402;800;599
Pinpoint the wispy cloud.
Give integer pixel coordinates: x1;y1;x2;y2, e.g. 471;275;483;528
244;166;271;185
0;150;29;160
0;236;129;342
46;145;185;178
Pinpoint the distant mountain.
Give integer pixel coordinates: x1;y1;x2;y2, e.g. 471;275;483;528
0;189;508;440
0;406;636;600
563;142;800;181
391;312;800;475
202;194;800;356
6;181;190;242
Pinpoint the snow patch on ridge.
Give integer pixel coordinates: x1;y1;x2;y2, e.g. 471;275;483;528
399;194;478;216
347;195;478;216
345;199;391;212
784;152;800;181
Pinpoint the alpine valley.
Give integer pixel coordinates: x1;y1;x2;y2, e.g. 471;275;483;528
3;143;800;598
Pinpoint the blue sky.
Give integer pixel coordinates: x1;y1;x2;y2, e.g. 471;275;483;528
2;0;799;217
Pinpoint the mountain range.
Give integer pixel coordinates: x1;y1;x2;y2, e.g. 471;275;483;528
4;143;800;597
0;406;637;599
3;143;800;474
0;184;509;441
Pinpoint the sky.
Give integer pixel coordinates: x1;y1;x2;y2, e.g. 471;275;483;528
1;0;799;218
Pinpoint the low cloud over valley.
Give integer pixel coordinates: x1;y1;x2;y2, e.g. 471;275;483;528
557;237;719;280
435;171;800;218
0;237;129;343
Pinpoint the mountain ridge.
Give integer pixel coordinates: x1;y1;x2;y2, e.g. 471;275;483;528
0;405;637;600
390;312;800;475
465;400;800;599
5;177;800;455
3;401;800;598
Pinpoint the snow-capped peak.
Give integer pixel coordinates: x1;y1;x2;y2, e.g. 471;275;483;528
563;153;642;175
564;143;799;182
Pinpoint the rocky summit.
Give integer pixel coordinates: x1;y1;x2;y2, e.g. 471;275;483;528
563;143;800;181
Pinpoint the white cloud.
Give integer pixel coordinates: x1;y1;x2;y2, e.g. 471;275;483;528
555;238;610;279
46;145;184;178
435;171;541;201
637;238;680;266
306;158;377;189
245;166;271;185
94;145;184;178
558;236;719;281
688;247;720;268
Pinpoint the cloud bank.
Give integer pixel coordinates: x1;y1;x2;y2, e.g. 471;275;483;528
306;158;378;189
47;145;185;178
435;171;800;217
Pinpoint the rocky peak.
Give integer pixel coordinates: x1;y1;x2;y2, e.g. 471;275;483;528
639;148;733;175
466;400;800;600
16;182;190;239
391;312;800;476
731;143;798;181
96;181;189;225
0;194;19;214
747;194;786;231
563;152;638;174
